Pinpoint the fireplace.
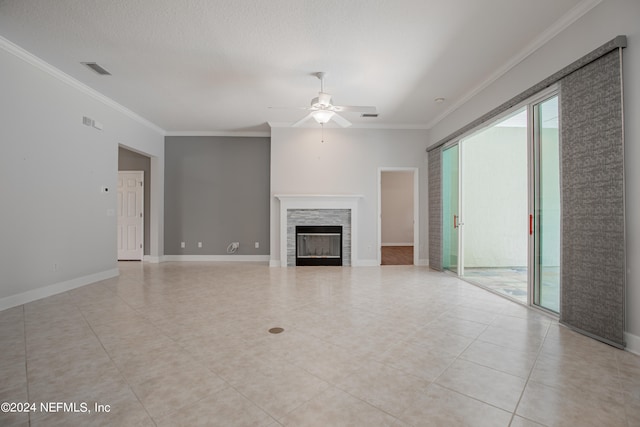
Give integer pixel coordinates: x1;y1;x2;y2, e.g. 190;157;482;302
275;194;362;267
296;225;342;266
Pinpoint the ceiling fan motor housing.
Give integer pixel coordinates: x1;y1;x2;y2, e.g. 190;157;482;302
311;92;333;109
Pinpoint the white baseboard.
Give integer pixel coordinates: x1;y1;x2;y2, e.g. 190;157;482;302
162;255;270;263
143;255;162;263
0;268;119;312
381;243;414;247
624;331;640;355
354;259;379;267
268;259;428;267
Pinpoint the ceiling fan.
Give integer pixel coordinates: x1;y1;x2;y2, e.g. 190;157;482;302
273;72;377;128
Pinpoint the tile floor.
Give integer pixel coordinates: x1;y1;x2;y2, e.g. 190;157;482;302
1;262;638;426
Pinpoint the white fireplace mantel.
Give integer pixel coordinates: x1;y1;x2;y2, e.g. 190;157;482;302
275;194;363;267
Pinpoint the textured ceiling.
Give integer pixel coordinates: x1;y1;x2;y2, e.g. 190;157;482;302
0;0;589;133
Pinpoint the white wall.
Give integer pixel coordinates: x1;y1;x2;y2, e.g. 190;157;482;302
429;0;640;347
0;39;165;309
381;171;414;246
270;127;429;266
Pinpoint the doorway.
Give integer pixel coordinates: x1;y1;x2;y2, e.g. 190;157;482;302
117;171;144;260
118;145;152;260
440;90;560;312
378;168;418;265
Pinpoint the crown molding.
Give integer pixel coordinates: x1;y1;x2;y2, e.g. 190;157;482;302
0;36;166;136
426;0;602;130
267;121;429;130
165;130;271;137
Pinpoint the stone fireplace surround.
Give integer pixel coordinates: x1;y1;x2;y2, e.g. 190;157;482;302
275;194;363;267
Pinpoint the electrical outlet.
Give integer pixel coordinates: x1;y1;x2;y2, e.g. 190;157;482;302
180;242;185;249
198;242;202;248
255;242;259;249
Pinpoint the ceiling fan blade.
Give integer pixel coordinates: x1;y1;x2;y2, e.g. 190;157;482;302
268;106;311;110
292;113;315;127
331;113;352;128
332;105;377;114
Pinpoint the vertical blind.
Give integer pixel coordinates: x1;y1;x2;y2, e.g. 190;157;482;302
560;47;625;347
428;147;442;271
427;37;626;347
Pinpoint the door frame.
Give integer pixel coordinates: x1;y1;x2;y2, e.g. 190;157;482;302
377;167;419;266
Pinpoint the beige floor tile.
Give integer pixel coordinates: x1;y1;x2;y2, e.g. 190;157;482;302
477;325;544;353
435;359;526;412
281;386;398;426
30;388;154;427
620;373;640;426
287;342;362;384
516;380;627;427
0;383;29;427
375;341;456;382
399;383;512;427
335;360;430;418
155;387;275;427
28;363;130;411
0;262;637;426
529;351;624;405
0;306;24;323
445;306;499;325
490;313;551;330
0;358;27;391
541;324;620;365
233;360;330;421
509;415;547;426
425;314;489;339
109;344;200;384
617;350;640;377
26;347;116;387
130;364;227;421
405;326;475;357
460;339;538;378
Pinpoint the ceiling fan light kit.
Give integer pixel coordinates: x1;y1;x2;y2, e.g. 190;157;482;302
312;110;334;124
277;72;377;128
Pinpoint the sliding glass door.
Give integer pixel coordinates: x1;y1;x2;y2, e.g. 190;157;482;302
441;90;560;312
533;95;560;312
442;144;459;274
459;108;529;303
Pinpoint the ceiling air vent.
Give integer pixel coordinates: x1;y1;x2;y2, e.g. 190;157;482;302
81;62;111;76
361;113;379;118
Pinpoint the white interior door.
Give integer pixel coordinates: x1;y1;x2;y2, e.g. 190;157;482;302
117;171;144;260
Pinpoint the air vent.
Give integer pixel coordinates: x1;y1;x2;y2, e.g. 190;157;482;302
361;113;379;118
81;62;111;76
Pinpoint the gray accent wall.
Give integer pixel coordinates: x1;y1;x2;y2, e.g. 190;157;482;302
164;136;270;255
118;147;151;255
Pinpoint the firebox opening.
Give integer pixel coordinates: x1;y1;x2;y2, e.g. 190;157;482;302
296;225;343;266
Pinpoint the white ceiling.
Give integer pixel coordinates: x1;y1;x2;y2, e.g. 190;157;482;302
0;0;591;133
